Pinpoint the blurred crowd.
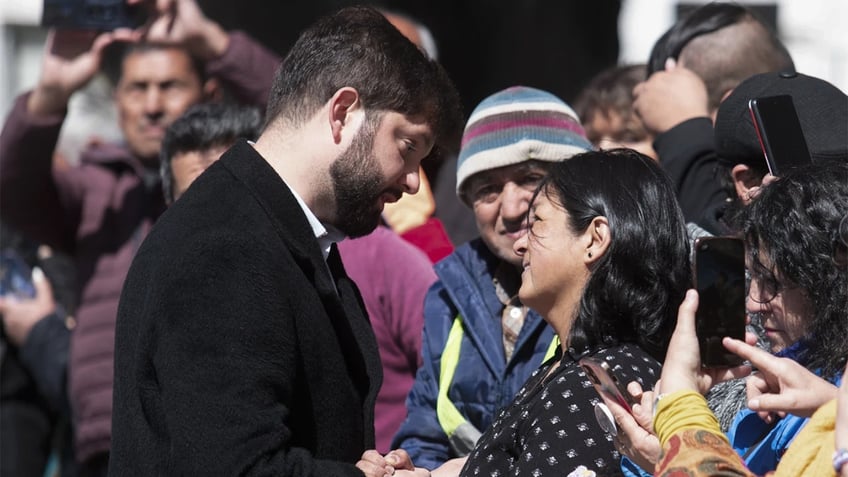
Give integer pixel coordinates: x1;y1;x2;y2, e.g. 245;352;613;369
1;1;846;477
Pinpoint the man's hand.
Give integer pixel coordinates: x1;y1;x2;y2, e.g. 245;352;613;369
0;267;57;346
134;0;229;60
357;449;419;477
632;59;710;135
723;337;837;422
28;28;135;116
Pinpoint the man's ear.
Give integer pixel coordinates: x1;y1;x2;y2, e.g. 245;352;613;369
585;216;611;265
328;87;361;144
203;78;222;102
731;164;762;203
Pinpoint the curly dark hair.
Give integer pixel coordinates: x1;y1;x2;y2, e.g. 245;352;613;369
739;160;848;376
531;148;692;361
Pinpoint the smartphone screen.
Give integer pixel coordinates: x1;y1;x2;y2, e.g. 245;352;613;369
748;95;812;176
579;356;635;413
0;251;36;299
42;0;147;30
693;237;746;367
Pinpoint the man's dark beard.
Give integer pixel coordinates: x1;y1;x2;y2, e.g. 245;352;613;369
329;115;387;238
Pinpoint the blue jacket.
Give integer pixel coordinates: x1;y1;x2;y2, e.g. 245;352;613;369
727;340;841;475
391;239;556;470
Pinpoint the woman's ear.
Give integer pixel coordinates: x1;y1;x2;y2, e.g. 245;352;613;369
585;216;611;265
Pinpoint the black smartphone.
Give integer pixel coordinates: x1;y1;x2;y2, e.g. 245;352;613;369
748;95;812;176
693;237;747;367
42;0;147;30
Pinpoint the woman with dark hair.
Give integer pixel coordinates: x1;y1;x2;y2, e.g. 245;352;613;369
452;148;692;476
724;160;848;473
609;161;848;476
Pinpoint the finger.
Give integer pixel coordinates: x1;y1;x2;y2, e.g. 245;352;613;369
31;267;52;298
157;0;173;14
665;57;677;71
603;394;651;438
386;449;414;470
748;393;795;414
723;337;780;372
360;450;386;466
746;372;769;403
90;31;119;56
632;390;655;429
355;460;390;477
744;330;759;346
761;173;779;187
626;380;644;398
675;289;698;334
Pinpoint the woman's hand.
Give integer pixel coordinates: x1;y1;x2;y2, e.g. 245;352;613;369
723;337;837;421
657;290;751;396
601;380;661;470
357;449;418;477
836;362;848;477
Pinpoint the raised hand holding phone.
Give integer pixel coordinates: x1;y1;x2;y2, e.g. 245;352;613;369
693;236;747;367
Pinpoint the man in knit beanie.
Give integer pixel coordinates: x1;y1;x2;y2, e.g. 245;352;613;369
392;86;593;470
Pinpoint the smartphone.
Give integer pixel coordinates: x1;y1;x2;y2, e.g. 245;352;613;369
42;0;147;30
0;251;36;300
748;95;812;176
693;237;747;367
580;356;636;413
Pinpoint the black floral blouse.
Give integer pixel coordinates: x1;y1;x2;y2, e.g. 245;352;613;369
459;343;661;477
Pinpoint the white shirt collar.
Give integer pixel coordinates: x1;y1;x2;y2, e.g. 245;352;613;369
285;182;346;260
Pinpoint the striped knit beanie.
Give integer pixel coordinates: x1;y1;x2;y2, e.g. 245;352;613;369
456;86;593;195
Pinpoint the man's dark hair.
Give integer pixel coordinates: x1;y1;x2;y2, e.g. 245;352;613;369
264;5;463;161
160;102;262;203
740;160;848;377
574;64;648;145
103;41;207;86
647;2;794;111
531;148;692;361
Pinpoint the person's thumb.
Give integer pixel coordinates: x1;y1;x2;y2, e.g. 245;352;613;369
32;267;55;302
665;57;677;71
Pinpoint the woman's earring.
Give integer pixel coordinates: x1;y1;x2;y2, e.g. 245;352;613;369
588;252;593;258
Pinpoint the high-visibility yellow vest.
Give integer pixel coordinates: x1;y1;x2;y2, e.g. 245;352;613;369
435;315;560;455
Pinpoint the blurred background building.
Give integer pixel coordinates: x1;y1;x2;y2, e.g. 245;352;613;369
2;0;846;130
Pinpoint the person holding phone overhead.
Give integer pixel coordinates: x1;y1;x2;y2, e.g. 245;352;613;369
608;161;848;476
0;0;280;473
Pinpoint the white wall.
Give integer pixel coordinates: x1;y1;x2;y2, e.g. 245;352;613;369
619;0;848;92
3;0;847;118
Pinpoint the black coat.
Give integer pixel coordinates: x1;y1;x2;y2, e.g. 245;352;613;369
110;140;382;476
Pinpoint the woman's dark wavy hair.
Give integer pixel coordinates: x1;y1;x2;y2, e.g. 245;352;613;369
739;161;848;376
533;148;691;361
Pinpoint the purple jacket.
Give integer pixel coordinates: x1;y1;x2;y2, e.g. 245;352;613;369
0;31;280;462
339;226;436;452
